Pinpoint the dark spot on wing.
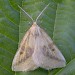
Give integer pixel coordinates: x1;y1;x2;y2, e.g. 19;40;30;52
20;52;23;55
42;45;63;62
42;45;49;56
34;32;39;39
26;47;34;58
19;46;25;55
48;43;55;51
35;32;39;36
17;47;34;65
52;49;55;51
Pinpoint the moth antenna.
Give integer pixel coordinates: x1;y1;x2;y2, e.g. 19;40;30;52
18;5;34;22
36;3;50;23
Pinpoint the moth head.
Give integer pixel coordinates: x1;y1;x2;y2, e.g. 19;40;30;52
18;3;50;25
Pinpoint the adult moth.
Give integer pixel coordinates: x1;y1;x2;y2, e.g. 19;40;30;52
12;3;66;71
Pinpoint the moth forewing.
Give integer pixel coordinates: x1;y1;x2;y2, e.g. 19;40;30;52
32;24;66;70
12;24;39;71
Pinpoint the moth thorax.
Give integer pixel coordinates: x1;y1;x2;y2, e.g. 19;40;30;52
31;22;38;29
31;22;40;36
32;22;37;26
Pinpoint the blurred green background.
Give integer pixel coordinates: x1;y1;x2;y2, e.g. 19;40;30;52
0;0;75;75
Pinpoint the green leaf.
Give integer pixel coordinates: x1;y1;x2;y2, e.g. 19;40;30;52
49;0;75;75
56;58;75;75
0;0;75;75
53;0;75;62
0;0;22;75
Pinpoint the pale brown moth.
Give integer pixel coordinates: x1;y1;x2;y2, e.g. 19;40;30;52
12;3;66;72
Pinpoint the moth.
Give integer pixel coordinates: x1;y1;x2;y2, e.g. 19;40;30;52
12;3;66;72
